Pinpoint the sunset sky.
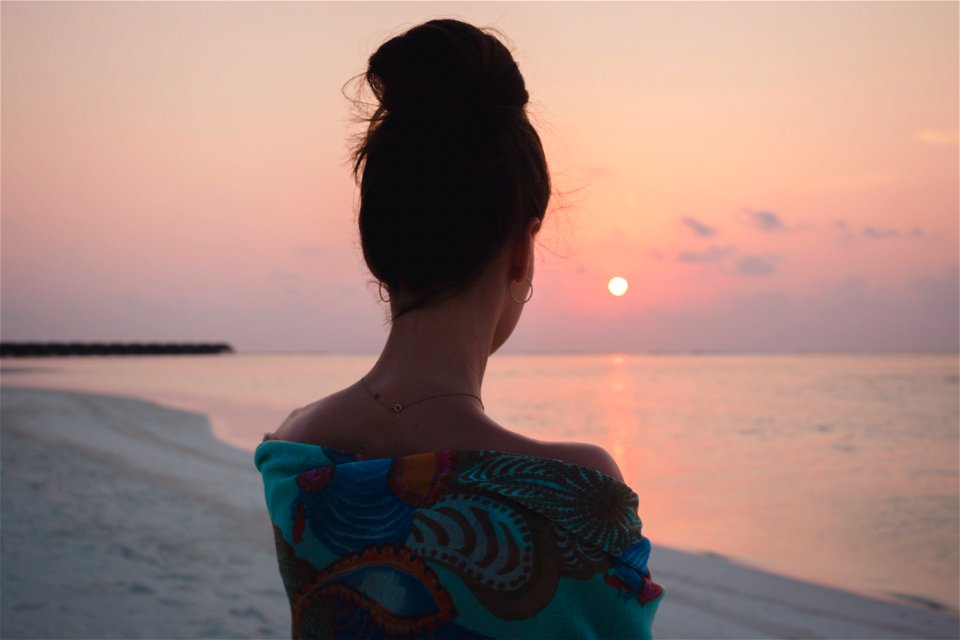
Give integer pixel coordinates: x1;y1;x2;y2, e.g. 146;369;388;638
2;1;957;353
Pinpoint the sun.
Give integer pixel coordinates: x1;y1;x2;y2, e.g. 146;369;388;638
607;276;629;297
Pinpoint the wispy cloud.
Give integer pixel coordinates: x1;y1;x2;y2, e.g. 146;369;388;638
744;209;788;232
681;216;717;237
736;255;776;276
916;129;959;146
677;246;733;264
833;219;855;244
863;226;900;239
834;220;924;244
675;244;781;277
863;225;923;239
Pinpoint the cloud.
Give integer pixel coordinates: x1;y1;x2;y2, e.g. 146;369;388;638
675;246;779;276
737;255;776;276
681;217;717;237
833;220;924;244
862;225;924;239
863;226;900;239
677;246;732;264
831;219;856;244
917;129;959;146
744;209;788;231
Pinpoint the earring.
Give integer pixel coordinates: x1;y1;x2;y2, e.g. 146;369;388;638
510;277;534;304
378;282;390;303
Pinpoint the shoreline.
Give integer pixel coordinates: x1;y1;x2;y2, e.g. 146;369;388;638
1;385;958;639
1;385;287;639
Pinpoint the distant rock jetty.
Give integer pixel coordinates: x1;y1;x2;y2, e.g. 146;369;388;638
0;342;235;357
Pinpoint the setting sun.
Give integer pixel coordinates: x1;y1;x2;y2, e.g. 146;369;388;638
607;277;629;297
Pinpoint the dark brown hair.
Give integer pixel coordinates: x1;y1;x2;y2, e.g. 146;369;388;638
351;19;550;317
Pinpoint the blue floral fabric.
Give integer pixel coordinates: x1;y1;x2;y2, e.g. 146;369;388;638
255;441;663;639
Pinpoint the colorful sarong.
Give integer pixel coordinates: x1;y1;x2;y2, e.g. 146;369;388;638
255;441;664;639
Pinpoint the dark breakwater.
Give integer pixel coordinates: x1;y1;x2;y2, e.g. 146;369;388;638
0;342;234;357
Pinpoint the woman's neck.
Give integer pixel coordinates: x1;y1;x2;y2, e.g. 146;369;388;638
366;296;497;400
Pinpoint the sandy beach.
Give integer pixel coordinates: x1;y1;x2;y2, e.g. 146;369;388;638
1;385;957;639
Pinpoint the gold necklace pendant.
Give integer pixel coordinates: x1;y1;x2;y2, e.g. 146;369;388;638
361;377;484;414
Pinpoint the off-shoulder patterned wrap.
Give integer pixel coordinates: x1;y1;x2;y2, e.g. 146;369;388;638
254;441;664;639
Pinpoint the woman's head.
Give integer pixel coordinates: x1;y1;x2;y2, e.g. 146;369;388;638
352;19;550;317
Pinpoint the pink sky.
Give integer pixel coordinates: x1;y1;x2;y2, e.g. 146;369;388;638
2;2;957;353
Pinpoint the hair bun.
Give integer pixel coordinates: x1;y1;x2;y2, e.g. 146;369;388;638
366;19;528;123
353;19;551;317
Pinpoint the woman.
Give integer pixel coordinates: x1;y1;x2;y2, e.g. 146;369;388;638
256;19;663;638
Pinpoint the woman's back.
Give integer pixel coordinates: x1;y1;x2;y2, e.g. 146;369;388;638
260;382;664;638
255;440;663;639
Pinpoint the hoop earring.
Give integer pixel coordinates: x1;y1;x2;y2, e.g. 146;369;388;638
378;282;390;303
510;278;533;304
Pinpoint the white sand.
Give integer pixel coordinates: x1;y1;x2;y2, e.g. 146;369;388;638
1;386;957;639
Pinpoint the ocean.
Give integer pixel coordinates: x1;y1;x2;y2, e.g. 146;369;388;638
2;353;957;611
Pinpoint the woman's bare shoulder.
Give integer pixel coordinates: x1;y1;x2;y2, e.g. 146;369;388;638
537;440;624;482
492;429;624;482
269;394;624;483
271;389;357;444
270;403;314;442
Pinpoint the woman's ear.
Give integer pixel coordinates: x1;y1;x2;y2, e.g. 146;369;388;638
510;217;541;281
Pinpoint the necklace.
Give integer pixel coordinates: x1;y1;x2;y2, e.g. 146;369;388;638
360;376;484;414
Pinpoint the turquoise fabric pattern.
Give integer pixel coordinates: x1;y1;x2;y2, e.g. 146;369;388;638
255;440;664;639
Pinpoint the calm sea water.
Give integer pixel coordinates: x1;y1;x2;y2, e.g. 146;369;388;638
2;353;958;610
